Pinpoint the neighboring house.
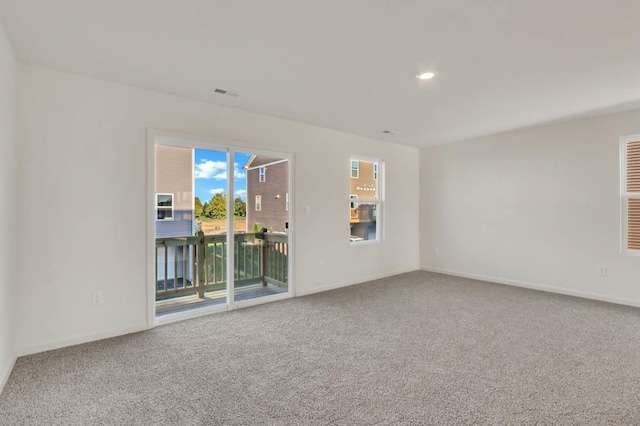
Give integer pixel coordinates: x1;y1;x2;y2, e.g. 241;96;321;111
155;145;195;238
244;155;289;233
155;145;195;281
350;159;378;240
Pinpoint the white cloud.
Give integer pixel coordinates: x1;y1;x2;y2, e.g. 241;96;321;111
209;188;225;195
233;162;246;179
195;160;246;180
235;189;247;198
195;160;226;179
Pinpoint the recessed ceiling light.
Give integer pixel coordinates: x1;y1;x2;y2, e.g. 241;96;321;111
416;72;435;80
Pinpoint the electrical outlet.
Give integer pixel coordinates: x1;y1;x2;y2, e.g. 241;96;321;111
598;266;607;277
92;291;104;305
305;205;311;216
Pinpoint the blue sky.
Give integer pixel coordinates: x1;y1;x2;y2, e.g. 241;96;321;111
194;149;251;202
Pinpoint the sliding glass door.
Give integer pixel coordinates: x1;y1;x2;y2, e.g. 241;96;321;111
152;135;291;320
233;151;290;302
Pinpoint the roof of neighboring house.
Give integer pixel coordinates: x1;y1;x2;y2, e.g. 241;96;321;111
243;154;288;170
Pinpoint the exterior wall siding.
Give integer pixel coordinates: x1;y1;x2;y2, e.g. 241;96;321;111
246;156;289;233
350;160;377;198
155;144;193;238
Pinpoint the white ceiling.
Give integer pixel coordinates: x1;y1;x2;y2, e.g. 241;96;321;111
1;0;639;147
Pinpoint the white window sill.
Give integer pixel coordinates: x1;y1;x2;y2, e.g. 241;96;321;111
350;240;382;247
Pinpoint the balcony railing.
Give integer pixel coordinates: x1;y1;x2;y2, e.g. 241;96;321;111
350;205;376;223
155;231;288;301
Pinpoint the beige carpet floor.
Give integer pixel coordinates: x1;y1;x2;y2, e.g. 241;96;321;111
1;271;640;425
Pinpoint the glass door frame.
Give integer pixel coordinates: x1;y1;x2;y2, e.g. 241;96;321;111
147;129;295;327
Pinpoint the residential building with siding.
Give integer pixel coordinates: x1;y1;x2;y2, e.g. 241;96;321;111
244;155;289;233
155;144;195;238
155;144;194;281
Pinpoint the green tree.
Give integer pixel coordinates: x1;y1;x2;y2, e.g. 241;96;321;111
202;201;212;218
209;193;227;219
234;197;246;217
194;197;203;217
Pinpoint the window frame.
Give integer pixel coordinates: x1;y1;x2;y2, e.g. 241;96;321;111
349;194;358;209
156;193;174;221
259;166;266;182
349;158;383;246
351;160;359;179
621;135;640;255
255;195;262;212
373;163;378;180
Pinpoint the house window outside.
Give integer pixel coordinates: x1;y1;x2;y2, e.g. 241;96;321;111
255;195;262;212
351;160;359;178
259;167;266;182
350;194;358;208
156;193;174;221
622;135;640;254
349;159;382;244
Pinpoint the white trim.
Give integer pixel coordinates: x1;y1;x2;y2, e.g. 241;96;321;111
349;239;381;247
620;134;640;256
420;266;640;308
234;292;292;309
227;149;235;309
0;356;17;395
296;268;418;297
191;149;196;234
245;159;288;170
156;301;229;326
156;293;294;326
16;324;149;357
146;133;156;329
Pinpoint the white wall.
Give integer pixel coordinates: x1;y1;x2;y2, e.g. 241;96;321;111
0;21;17;390
421;110;640;305
15;65;420;355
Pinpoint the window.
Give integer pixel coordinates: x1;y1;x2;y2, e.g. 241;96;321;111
349;159;382;244
349;194;357;208
156;193;174;221
351;160;359;178
285;192;289;212
255;195;262;212
622;135;640;254
259;167;266;182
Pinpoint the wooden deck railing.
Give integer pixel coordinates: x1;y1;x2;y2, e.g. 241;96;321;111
350;205;376;223
155;232;288;300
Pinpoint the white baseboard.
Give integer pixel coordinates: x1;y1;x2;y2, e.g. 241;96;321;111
0;356;17;395
16;323;150;357
421;266;640;308
296;268;419;297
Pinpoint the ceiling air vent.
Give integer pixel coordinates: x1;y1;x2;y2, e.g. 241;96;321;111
214;88;239;97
